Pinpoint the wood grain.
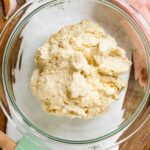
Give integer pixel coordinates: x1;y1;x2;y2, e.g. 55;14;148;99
0;131;16;150
0;0;26;133
120;117;150;150
0;0;149;150
0;0;7;133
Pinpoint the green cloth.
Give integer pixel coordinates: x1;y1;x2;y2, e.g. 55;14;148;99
15;135;46;150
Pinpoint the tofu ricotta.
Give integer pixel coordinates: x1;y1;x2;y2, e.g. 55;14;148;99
31;20;131;119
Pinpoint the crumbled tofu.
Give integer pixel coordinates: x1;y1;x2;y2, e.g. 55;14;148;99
94;55;131;76
31;20;131;119
71;52;91;75
98;36;117;53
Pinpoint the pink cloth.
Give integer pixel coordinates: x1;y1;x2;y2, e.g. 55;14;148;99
128;0;150;24
113;0;150;87
128;0;150;87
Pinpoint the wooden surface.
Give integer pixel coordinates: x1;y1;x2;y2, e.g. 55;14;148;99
0;0;149;150
0;0;25;132
0;131;16;150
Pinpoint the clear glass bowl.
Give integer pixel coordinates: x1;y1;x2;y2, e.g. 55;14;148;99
0;0;150;149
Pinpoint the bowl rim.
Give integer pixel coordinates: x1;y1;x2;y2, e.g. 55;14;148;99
2;0;150;144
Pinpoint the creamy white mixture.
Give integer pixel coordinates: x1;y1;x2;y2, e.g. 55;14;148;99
31;20;131;119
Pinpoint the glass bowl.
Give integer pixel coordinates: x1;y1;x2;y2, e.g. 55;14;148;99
0;0;150;149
